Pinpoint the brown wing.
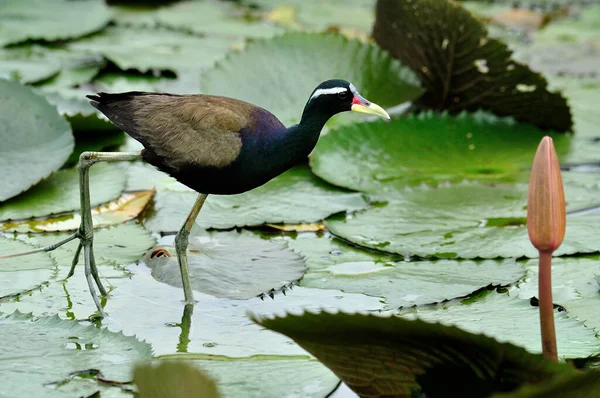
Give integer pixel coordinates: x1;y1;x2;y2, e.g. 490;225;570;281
88;92;258;169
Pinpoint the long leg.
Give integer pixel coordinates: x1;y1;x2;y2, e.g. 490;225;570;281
75;151;143;315
174;193;208;303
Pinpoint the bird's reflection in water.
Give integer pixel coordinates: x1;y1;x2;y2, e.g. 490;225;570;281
176;303;194;353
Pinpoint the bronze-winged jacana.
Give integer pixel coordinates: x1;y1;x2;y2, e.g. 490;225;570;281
8;79;389;316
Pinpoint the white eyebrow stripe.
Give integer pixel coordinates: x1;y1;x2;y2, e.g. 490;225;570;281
310;86;347;101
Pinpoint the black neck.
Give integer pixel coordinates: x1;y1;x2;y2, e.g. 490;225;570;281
283;106;331;159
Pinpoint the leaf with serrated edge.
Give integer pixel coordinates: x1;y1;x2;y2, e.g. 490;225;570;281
144;229;306;299
372;0;572;131
252;310;574;398
286;233;526;309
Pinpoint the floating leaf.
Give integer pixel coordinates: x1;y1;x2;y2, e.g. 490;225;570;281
155;1;283;38
325;181;600;259
29;222;155;269
135;361;221;398
400;289;600;359
145;229;306;299
69;26;237;73
311;111;570;192
201;32;423;125
372;0;572;131
0;47;60;84
0;237;54;298
1;190;153;233
0;163;127;223
139;165;368;232
0;311;151;397
0;80;73;202
252;310;573;398
0;0;113;46
287;234;526;309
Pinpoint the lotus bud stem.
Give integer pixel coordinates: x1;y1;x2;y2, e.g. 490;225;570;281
527;136;565;363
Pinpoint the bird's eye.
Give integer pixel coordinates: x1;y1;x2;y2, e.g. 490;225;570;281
338;91;348;99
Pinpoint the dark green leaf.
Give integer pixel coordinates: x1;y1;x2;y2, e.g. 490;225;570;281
372;0;572;131
252;310;574;398
493;370;600;398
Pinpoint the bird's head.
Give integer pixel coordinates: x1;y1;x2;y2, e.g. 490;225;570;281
302;79;390;122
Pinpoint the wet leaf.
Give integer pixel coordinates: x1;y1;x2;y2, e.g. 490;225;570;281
372;0;572;131
287;234;526;309
0;0;112;46
325;181;600;259
0;163;127;223
0;79;73;202
138;165;368;232
0;47;60;84
68;26;237;74
400;289;600;359
252;310;574;398
311;111;571;192
135;361;221;398
0;311;151;397
201;32;423;125
0;237;55;298
145;229;306;299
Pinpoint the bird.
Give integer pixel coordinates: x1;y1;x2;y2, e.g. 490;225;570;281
9;79;390;316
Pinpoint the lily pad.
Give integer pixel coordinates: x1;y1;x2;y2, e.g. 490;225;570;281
139;165;368;232
0;47;60;84
0;310;151;398
0;163;127;222
145;229;306;299
286;234;526;309
372;0;572;131
155;1;283;38
69;26;237;74
0;0;113;46
0;79;73;202
0;237;55;298
200;32;423;125
400;289;600;359
325;181;600;259
252;310;573;398
310;111;571;192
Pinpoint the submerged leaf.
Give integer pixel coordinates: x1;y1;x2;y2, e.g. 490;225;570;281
0;80;73;202
252;310;574;398
145;229;306;299
372;0;572;131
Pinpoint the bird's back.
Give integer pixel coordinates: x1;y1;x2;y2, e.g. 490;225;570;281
88;92;288;194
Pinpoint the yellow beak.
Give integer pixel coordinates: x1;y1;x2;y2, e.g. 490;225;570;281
351;102;390;120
